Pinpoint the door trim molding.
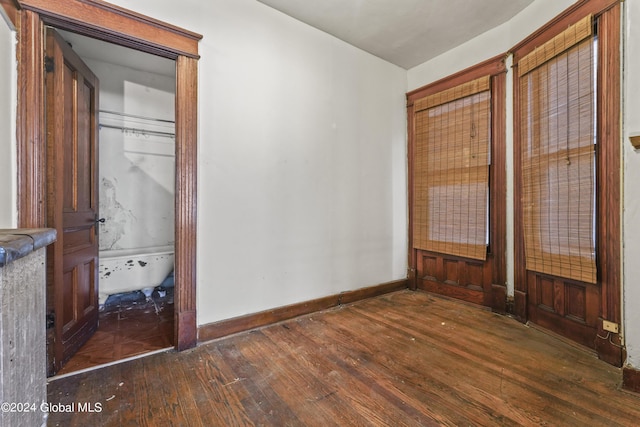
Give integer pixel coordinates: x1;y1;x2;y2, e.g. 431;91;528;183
14;0;202;351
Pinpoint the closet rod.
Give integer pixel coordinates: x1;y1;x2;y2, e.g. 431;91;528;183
99;109;175;124
99;123;175;138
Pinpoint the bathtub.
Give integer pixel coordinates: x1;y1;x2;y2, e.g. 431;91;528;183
98;245;174;306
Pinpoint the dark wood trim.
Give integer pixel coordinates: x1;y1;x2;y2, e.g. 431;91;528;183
16;9;46;228
175;55;198;351
0;0;20;27
406;101;417;290
623;366;640;394
490;72;507;313
198;279;409;343
15;2;200;355
511;61;527;322
16;0;202;59
510;0;620;63
406;53;507;105
594;2;623;367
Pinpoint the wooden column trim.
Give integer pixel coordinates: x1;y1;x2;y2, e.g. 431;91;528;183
511;59;527;322
16;0;202;59
490;71;507;314
406;101;417;290
594;2;623;367
175;55;198;351
16;9;46;228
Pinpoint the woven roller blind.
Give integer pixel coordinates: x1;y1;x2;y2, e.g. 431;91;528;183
519;16;596;284
414;76;491;261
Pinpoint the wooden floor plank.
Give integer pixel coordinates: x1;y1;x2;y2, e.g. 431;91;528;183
47;290;640;426
301;307;525;426
351;294;626;424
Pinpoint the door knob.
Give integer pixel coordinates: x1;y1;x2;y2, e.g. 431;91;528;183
95;217;106;224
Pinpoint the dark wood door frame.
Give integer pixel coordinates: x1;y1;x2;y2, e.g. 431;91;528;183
11;0;202;351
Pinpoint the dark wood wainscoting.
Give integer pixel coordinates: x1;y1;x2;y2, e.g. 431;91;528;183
526;271;600;349
415;249;494;308
624;366;640;394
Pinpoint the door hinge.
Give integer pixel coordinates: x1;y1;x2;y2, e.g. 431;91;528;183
46;312;55;330
44;56;54;73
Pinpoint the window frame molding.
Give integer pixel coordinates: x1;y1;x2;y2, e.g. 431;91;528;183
511;0;622;365
407;54;507;311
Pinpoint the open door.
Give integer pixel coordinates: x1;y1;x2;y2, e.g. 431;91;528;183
45;27;100;375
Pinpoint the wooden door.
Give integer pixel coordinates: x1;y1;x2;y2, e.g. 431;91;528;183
45;28;100;375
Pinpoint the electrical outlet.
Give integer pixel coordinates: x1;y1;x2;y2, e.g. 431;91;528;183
603;320;619;333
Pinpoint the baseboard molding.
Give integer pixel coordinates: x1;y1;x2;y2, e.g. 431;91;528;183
491;283;507;314
197;279;408;344
623;365;640;394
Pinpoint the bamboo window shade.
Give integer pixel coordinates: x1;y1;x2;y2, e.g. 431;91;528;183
519;14;597;284
413;76;491;261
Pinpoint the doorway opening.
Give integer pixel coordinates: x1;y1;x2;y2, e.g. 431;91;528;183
51;30;177;375
11;0;201;378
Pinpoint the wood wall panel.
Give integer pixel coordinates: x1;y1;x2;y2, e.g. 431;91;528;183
623;366;640;394
527;271;599;349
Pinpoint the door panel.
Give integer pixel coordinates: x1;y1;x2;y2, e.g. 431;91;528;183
45;27;100;375
416;249;492;306
527;271;600;349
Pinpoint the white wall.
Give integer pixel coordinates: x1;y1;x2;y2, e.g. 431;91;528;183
623;0;640;369
0;12;16;228
83;58;176;252
106;0;408;325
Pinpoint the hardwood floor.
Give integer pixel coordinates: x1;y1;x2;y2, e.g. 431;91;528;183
56;289;174;375
47;290;640;426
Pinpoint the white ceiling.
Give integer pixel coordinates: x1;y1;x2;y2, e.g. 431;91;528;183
57;0;535;73
256;0;535;69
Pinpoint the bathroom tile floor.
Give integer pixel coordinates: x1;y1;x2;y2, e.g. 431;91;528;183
56;287;174;376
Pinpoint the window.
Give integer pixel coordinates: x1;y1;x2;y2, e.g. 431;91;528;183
518;15;596;283
413;76;491;261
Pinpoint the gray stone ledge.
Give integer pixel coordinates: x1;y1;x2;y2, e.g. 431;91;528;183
0;229;57;267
